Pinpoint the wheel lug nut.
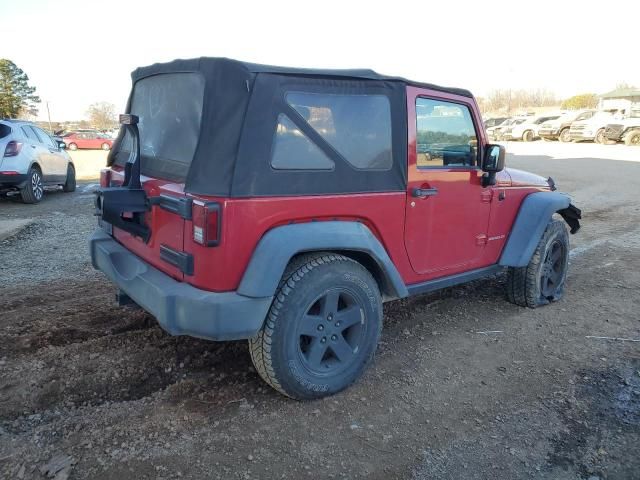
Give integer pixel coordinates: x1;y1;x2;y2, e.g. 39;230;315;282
317;325;324;331
335;321;341;327
331;335;337;341
327;314;333;321
321;337;326;343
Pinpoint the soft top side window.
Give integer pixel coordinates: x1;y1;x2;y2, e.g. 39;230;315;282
274;92;393;171
415;97;479;168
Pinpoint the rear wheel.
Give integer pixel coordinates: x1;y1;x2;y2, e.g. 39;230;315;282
62;163;76;192
624;130;640;146
101;142;111;150
20;166;44;204
506;219;569;308
559;128;571;143
522;130;535;142
249;253;382;400
68;143;78;151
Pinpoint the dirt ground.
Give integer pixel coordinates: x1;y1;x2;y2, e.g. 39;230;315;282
1;143;639;479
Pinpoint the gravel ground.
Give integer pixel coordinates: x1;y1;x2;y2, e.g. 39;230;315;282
0;142;639;479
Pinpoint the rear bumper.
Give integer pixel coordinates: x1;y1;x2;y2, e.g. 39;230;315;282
89;229;272;341
0;173;28;188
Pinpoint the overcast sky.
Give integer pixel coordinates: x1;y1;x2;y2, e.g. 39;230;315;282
2;0;638;121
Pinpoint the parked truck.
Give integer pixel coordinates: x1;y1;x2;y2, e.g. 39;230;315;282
603;111;640;146
569;110;620;143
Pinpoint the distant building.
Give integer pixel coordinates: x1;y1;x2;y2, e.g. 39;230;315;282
598;88;640;115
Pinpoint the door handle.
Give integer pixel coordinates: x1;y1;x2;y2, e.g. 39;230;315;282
412;187;438;198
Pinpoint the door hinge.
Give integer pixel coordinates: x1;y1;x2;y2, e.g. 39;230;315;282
481;190;493;203
476;234;488;246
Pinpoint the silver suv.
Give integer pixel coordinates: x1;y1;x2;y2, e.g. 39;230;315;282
0;120;76;203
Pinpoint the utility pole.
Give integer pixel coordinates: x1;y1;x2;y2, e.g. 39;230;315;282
46;101;52;132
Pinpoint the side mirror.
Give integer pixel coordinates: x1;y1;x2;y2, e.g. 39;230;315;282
58;141;67;149
482;144;505;186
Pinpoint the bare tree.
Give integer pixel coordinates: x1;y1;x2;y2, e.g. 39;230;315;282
481;88;559;115
86;102;117;130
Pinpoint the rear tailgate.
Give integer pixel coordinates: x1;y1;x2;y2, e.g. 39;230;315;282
108;171;189;280
98;71;206;281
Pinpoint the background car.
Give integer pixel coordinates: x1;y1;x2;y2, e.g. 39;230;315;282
0;120;76;203
569;110;619;143
603;109;640;146
62;131;113;150
502;115;561;142
491;117;527;141
538;110;596;142
484;117;509;140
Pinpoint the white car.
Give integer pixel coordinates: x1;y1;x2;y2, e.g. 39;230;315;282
538;110;596;142
569;111;618;143
502;115;561;142
0;120;76;203
490;117;528;141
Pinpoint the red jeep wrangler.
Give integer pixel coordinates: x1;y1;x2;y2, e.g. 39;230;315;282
91;58;581;400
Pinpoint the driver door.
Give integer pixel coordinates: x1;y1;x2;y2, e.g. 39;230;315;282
404;88;492;278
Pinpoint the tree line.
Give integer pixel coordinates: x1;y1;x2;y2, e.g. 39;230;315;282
2;58;636;127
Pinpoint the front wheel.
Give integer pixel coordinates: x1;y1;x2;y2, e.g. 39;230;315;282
624;130;640;146
559;128;571;143
68;143;78;151
522;130;535;142
249;253;382;400
101;142;111;150
506;219;569;308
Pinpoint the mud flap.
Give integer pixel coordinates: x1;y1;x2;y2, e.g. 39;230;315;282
558;204;582;234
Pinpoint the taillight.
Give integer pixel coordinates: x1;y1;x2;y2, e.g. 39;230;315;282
3;141;22;157
192;201;221;246
99;168;112;187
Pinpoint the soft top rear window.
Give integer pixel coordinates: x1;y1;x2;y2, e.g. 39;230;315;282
0;124;11;139
116;72;205;182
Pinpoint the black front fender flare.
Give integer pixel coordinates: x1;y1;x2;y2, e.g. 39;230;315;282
499;191;580;268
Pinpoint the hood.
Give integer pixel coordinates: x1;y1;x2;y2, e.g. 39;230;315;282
504;168;550;188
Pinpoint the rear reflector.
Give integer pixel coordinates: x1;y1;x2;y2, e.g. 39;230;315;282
0;170;19;175
3;141;22;157
192;201;221;246
99;168;112;187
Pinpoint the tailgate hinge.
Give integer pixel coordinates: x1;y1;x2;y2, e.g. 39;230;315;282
148;195;193;220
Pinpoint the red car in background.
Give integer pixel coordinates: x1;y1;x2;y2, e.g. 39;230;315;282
63;131;113;150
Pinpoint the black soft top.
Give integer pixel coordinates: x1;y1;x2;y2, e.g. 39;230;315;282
131;57;473;98
109;57;474;197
